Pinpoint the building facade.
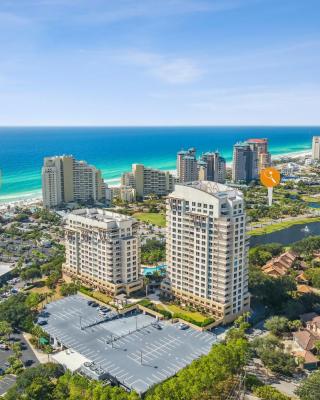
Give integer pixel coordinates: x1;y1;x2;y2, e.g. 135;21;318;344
312;136;320;160
177;148;198;183
63;209;143;296
247;138;271;172
121;164;176;198
232;142;258;183
42;155;106;208
199;152;226;183
162;181;250;323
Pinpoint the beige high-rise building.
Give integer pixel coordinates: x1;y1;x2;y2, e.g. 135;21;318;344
162;181;250;323
177;148;198;183
312;136;320;160
42;155;106;208
63;208;143;296
121;164;177;199
247;138;271;172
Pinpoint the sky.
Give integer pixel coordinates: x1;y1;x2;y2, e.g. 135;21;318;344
0;0;320;126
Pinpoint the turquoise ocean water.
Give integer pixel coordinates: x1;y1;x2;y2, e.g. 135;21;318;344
0;126;317;203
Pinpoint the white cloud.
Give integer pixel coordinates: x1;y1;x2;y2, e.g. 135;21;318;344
117;50;203;84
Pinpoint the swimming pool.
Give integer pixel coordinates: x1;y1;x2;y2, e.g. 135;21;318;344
142;264;167;276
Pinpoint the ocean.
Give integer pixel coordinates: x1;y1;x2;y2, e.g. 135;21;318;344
0;126;317;203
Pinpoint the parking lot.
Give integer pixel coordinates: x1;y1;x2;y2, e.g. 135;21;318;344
0;332;38;396
44;295;218;394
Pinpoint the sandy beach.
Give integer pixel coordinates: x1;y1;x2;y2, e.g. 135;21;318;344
0;148;312;208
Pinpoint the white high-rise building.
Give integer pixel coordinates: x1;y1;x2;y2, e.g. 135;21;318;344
312;136;320;160
63;209;143;296
42;155;106;209
162;181;250;323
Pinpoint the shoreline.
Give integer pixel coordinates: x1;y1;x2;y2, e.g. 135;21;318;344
0;148;311;207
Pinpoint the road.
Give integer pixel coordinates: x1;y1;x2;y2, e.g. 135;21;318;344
0;333;39;396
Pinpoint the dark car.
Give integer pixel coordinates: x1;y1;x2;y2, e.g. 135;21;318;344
91;302;98;307
24;359;34;367
152;324;162;330
0;367;4;375
87;300;94;305
38;320;47;326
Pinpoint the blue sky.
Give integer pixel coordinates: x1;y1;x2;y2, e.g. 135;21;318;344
0;0;320;126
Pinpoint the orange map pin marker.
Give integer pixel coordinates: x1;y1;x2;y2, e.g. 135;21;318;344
260;167;281;206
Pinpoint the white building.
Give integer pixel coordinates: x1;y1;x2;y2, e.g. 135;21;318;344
162;181;250;323
312;136;320;160
42;155;106;209
121;164;176;199
63;209;143;296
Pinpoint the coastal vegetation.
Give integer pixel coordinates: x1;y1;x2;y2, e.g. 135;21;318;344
141;239;165;264
133;212;166;227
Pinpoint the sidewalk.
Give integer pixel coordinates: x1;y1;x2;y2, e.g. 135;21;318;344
23;333;50;364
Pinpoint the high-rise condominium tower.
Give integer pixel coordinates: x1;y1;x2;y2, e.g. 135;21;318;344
312;136;320;160
162;181;250;323
199;152;226;183
121;164;177;199
247;138;271;171
42;155;106;208
176;148;198;183
63;209;143;296
232;142;258;183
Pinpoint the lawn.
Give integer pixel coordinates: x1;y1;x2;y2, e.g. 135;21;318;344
249;216;320;236
157;303;208;323
302;195;320;203
133;212;166;227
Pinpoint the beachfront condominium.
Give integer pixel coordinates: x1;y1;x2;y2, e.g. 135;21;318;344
42;155;106;208
177;148;198;183
312;136;320;160
198;152;226;183
247;138;271;171
63;208;143;296
161;181;250;323
232;142;258;184
121;163;177;199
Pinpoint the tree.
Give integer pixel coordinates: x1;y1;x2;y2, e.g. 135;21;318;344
295;370;320;400
0;320;13;340
288;319;302;331
254;385;291;400
0;293;35;331
252;335;296;376
264;316;289;336
21;267;42;282
25;292;42;309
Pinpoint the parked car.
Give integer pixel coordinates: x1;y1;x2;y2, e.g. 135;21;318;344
152;323;162;330
24;359;34;367
178;323;189;330
91;302;98;307
38;320;47;326
0;343;9;350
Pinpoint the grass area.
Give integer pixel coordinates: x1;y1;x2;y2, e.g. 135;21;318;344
249;216;320;236
26;280;64;308
133;212;166;227
78;286;112;304
302;195;320;203
157;303;208;323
